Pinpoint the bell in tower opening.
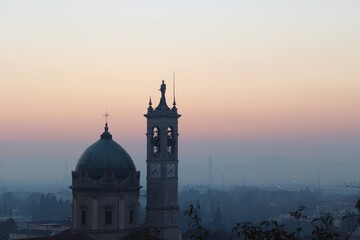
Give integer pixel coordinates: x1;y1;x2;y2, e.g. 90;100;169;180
144;80;182;240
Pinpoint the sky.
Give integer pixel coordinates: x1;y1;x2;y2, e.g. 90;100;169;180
0;1;359;187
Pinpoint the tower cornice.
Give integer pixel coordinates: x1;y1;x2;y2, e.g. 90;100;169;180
144;112;181;119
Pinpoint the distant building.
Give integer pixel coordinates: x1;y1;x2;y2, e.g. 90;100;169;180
9;229;54;240
9;220;71;240
26;220;71;232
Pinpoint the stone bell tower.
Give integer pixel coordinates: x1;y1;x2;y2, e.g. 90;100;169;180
144;80;181;240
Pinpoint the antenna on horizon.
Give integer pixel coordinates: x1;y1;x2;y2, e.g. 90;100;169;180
173;71;176;106
208;155;213;188
317;173;320;192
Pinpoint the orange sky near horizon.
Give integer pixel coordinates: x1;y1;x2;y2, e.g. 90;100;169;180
0;1;359;143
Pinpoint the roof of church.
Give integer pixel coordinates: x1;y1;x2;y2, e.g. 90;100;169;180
75;123;136;180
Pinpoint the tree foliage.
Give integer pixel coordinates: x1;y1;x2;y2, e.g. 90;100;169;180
0;192;71;220
184;203;209;240
31;193;71;220
184;199;360;240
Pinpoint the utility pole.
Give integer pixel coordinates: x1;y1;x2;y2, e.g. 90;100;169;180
208;155;213;188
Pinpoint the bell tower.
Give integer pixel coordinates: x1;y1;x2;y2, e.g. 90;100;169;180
144;80;181;240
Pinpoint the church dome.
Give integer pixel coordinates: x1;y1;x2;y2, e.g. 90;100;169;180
75;123;136;180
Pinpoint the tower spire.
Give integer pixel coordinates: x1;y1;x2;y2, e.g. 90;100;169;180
147;96;153;113
173;71;176;106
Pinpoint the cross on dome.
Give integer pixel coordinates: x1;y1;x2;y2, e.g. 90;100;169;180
102;111;111;136
103;111;110;123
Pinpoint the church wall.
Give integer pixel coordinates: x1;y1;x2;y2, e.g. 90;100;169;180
73;188;140;237
122;192;139;228
73;192;95;230
98;194;119;230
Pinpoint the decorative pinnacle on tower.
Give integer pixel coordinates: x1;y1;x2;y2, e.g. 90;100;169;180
172;71;177;107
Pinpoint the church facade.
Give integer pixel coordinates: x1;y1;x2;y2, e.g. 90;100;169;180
71;122;141;240
70;81;181;240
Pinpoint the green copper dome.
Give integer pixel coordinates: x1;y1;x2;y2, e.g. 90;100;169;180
75;123;136;180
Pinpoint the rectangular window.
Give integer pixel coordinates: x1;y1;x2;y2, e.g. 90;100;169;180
129;210;134;223
105;210;112;225
81;210;86;225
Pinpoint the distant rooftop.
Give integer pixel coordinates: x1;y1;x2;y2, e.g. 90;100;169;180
10;229;53;237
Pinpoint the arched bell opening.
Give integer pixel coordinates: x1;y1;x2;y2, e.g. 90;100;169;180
152;126;161;154
167;126;175;154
